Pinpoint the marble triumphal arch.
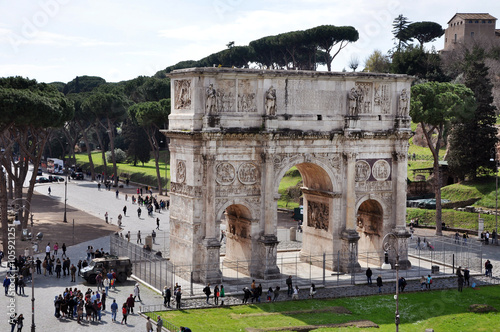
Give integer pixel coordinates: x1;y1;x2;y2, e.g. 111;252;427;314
163;68;413;283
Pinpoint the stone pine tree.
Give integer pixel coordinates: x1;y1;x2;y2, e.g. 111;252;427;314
411;82;475;235
447;57;498;180
0;77;74;254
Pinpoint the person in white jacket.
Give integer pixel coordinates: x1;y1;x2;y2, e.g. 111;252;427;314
103;276;110;296
134;283;141;301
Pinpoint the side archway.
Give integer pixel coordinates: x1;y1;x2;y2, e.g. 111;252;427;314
219;203;260;277
356;198;384;263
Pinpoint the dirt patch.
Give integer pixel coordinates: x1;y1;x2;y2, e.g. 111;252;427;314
469;304;498;313
230;306;351;319
4;192;119;255
246;320;378;331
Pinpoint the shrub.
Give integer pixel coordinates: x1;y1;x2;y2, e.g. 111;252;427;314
105;148;126;163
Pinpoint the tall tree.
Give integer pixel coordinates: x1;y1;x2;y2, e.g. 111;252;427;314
83;91;128;185
122;119;151;166
392;14;412;52
404;21;444;49
447;52;498;180
128;99;170;194
411;82;475;236
0;77;74;253
309;25;359;71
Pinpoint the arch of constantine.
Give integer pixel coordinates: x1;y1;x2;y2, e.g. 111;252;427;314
163;67;413;283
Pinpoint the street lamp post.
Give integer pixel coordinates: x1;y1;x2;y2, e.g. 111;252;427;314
30;214;36;332
490;150;498;245
63;170;68;223
383;232;400;332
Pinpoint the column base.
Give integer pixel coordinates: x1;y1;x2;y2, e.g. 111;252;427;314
198;238;222;284
254;235;280;279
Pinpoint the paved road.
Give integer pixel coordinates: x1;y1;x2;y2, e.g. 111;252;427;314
1;172;499;332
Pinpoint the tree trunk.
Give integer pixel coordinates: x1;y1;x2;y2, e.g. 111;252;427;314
421;123;443;236
0;167;9;255
77;121;96;180
94;120;107;180
106;118;118;186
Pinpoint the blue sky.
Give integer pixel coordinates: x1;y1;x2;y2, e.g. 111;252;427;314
0;0;497;83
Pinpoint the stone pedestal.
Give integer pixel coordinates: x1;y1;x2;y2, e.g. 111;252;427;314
203;115;220;129
340;229;361;273
264;115;278;131
200;238;222;284
386;228;412;270
255;235;280;279
345;116;360;131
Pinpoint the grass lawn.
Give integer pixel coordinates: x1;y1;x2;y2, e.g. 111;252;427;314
406;207;497;231
147;286;500;331
277;167;302;209
74;151;171;189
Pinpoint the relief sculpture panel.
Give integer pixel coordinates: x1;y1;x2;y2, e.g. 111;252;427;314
238;79;257;112
307;201;329;231
216;80;236;112
355;82;372;114
216;162;236;185
238;163;259;185
174;80;191;109
373;83;391;114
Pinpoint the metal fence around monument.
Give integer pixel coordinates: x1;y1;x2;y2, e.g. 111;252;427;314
110;232;483;301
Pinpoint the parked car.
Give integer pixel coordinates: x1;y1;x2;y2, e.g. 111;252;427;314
35;176;50;183
37;167;43;176
71;171;84;180
53;176;65;182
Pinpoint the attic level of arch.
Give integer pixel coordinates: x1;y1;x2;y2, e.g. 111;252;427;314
168;68;413;135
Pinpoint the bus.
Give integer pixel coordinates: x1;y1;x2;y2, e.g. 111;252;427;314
47;158;64;174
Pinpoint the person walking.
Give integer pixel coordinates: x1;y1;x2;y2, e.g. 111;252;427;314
105;212;108;223
156;315;163;332
137;230;142;244
146;316;153;332
61;243;67;258
175;286;182;309
426;275;432;289
366;267;373;285
464;267;470;286
273;286;280;302
115;189;119;199
203;283;211;304
420;275;426;290
134;283;142;302
156;217;160;230
309;283;316;298
137;207;142;218
70;264;77;282
15;314;23;332
220;284;225;306
214;284;219;305
110;299;118;321
48;187;51;195
117;214;123;227
123;205;127;216
416;237;421;250
457;266;464;292
163;286;171;307
126;294;135;314
286;275;293;297
4;275;11;295
376;275;383;293
292;285;299;300
152;230;156;244
121;303;128;324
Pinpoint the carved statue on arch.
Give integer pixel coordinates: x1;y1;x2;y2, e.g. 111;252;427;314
265;86;276;115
